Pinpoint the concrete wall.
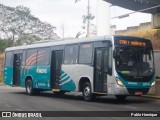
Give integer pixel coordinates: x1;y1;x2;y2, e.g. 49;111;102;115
154;50;160;77
116;22;151;35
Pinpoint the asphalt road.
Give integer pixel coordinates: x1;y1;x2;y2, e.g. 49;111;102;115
0;87;160;120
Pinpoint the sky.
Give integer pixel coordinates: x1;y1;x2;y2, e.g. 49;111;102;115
0;0;151;38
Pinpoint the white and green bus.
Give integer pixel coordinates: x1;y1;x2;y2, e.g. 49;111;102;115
4;36;155;101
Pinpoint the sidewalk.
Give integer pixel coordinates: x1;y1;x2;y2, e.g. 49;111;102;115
0;83;4;86
142;95;160;99
142;79;160;99
0;83;9;88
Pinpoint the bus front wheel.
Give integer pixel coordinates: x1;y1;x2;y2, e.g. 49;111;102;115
83;82;94;101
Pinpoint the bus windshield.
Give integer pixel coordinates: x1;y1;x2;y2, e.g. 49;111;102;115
115;46;154;77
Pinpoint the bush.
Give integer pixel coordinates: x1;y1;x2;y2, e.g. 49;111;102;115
0;54;4;83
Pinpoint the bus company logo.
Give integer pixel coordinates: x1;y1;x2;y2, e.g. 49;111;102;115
2;112;11;117
36;68;47;74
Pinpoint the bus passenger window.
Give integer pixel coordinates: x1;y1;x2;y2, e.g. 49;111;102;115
26;49;37;66
22;50;26;66
37;48;50;65
5;52;13;66
79;43;93;64
64;45;78;64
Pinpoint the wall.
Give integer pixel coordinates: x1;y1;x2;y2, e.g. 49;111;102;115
154;51;160;77
116;22;160;50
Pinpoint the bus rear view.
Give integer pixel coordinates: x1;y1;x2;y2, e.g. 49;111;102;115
113;36;155;100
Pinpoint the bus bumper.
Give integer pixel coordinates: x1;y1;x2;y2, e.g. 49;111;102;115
111;84;151;95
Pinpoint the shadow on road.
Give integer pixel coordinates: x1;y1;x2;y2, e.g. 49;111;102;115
8;90;155;105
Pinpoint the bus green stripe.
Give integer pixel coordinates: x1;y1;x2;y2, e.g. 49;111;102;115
60;76;70;82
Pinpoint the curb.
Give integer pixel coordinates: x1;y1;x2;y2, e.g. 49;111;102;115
142;95;160;99
0;83;9;87
0;83;4;86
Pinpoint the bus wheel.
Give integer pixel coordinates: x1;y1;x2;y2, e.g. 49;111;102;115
25;79;35;95
115;95;127;101
83;82;94;101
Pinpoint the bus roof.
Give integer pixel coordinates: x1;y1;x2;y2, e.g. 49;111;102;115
5;36;113;51
5;35;151;52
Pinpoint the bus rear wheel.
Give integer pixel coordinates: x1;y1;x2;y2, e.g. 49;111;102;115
82;82;94;101
115;95;127;101
25;79;39;95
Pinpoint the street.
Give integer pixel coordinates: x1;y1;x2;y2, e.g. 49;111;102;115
0;87;160;119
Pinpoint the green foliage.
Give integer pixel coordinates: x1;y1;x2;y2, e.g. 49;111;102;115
0;4;59;46
0;39;12;53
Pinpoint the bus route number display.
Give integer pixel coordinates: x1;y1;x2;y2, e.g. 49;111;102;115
119;40;146;46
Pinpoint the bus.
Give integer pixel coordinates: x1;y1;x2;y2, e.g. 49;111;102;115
4;36;155;101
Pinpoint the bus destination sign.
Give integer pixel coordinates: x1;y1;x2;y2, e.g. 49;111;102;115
119;40;146;46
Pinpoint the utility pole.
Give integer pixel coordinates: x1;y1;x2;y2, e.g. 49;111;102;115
75;0;94;37
86;0;90;37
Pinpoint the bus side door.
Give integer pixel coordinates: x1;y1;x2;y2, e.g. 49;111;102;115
13;53;22;86
50;50;63;90
36;48;50;89
94;48;109;93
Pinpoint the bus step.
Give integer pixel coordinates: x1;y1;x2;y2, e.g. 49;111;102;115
52;89;60;92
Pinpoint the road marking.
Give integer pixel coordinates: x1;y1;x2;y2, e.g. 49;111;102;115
125;106;137;109
6;104;12;108
15;108;23;111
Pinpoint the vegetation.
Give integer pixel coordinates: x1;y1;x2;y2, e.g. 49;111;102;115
0;3;60;83
0;4;59;46
0;54;3;83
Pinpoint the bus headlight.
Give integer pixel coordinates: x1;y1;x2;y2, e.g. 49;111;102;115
115;77;124;87
151;81;155;86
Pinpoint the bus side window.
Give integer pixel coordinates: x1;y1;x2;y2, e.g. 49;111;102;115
5;52;13;66
64;45;78;64
26;49;37;66
79;43;93;64
37;48;50;65
22;50;26;66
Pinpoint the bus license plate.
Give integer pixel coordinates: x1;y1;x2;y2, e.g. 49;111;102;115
135;92;142;95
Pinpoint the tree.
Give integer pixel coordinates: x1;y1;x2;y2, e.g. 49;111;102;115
0;4;59;46
0;38;12;52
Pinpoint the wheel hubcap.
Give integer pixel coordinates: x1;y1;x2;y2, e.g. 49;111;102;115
27;82;31;93
84;86;90;97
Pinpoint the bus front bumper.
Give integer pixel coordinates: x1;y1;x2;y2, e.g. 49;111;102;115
112;84;152;95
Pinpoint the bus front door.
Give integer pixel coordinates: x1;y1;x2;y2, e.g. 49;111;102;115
94;48;108;93
13;53;22;86
51;50;63;90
